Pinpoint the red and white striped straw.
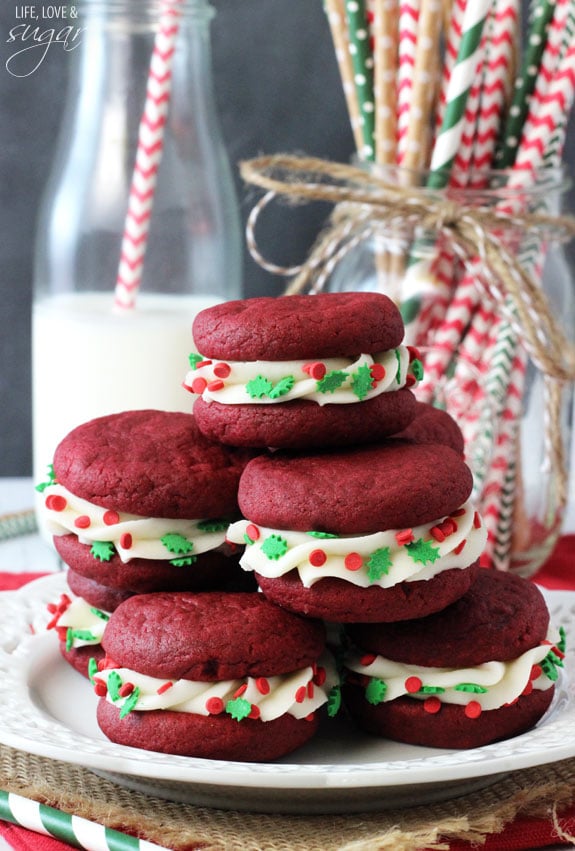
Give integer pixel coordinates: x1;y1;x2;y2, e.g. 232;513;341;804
114;0;185;311
396;0;420;164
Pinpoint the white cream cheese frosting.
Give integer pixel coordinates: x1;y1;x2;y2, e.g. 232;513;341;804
47;593;109;649
91;651;340;722
40;482;230;564
226;501;487;589
344;627;565;714
184;347;423;406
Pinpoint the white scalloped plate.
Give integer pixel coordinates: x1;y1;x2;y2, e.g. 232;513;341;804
0;574;573;814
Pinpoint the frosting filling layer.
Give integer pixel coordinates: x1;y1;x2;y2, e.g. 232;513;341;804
184;347;423;406
344;628;565;714
91;651;340;723
226;501;486;588
40;483;230;564
47;593;109;649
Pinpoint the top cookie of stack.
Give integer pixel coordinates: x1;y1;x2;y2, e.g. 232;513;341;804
184;292;423;449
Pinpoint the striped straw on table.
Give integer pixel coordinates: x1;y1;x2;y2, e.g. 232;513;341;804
0;790;170;851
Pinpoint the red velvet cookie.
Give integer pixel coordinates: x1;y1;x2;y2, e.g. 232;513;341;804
227;442;486;622
95;591;338;761
393;401;465;454
185;293;422;449
39;410;256;595
342;570;562;749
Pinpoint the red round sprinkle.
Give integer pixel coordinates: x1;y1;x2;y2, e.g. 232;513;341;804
395;529;414;546
313;666;327;686
430;525;446;542
452;508;466;517
45;494;67;512
205;696;225;715
246;524;260;542
360;653;377;667
120;533;133;550
473;511;482;528
307;362;327;380
207;379;224;392
309;549;327;567
119;682;135;698
530;664;543;681
295;686;307;703
233;683;248;698
344;552;363;571
305;712;315;722
93;679;107;697
256;677;270;695
157;681;174;694
465;700;482;719
74;515;91;529
370;363;386;381
407;346;421;362
195;359;212;369
424;697;442;714
191;377;208;394
103;510;120;526
405;676;422;694
406;373;417;387
522;680;534;696
248;704;261;720
55;626;68;641
213;362;232;378
453;539;466;555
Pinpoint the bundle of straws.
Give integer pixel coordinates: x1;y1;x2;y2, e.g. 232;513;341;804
323;0;575;571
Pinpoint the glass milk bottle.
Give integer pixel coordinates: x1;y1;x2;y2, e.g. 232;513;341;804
32;0;241;505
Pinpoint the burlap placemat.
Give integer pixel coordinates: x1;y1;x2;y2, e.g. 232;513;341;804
2;744;575;850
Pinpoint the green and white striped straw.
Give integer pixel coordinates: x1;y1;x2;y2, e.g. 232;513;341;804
0;791;170;851
344;0;376;161
0;509;37;541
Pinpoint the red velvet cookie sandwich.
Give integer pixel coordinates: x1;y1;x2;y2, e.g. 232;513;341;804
184;293;422;449
94;591;339;761
393;401;464;454
38;410;256;594
227;442;486;622
342;570;563;749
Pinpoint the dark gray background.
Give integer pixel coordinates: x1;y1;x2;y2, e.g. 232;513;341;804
0;0;573;476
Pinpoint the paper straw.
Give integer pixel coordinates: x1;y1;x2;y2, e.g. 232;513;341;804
396;0;420;163
496;0;558;168
324;0;365;152
0;508;37;541
372;0;399;164
435;0;464;131
0;790;169;851
114;0;184;311
427;0;492;187
345;0;377;161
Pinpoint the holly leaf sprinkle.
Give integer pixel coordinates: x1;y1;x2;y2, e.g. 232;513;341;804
90;607;110;622
418;685;446;694
35;464;57;493
197;519;230;532
261;534;288;560
88;657;99;683
90;541;116;562
170;556;197;567
327;684;342;717
541;650;564;682
558;626;567;654
268;375;295;399
106;671;123;702
188;352;204;368
119;687;141;718
307;531;339;539
366;547;393;582
246;375;274;399
366;677;387;705
411;359;424;380
66;629;98;651
225;696;252;721
161;533;194;555
454;683;488;694
350;363;374;401
394;349;402;384
405;538;441;565
316;370;348;394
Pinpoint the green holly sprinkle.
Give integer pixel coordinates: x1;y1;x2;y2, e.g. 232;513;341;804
197;519;229;532
541;649;564;682
35;464;57;493
394;349;402;384
161;533;194;555
268;375;295;399
350;363;373;401
316;370;348;394
405;538;441;565
454;683;488;694
169;556;197;567
88;657;99;683
366;677;387;705
89;608;110;622
366;547;393;582
119;687;141;719
90;541;116;563
245;375;274;399
418;685;446;695
411;359;424;380
327;684;342;717
106;671;123;702
558;627;567;654
66;629;98;652
188;352;204;368
307;531;339;539
261;534;288;560
225;697;252;721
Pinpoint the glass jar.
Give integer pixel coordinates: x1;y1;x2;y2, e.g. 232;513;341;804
32;0;241;507
325;166;575;577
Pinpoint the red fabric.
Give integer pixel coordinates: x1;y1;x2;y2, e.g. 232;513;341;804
0;538;573;850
